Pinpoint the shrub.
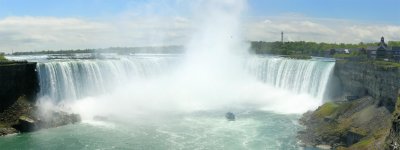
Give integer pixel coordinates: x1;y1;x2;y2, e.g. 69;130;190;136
0;53;7;61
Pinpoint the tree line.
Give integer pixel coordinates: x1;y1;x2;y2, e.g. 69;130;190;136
12;46;184;55
250;41;400;55
7;41;400;56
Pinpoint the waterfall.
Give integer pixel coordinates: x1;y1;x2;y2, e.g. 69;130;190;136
36;55;335;105
245;56;335;99
37;55;176;102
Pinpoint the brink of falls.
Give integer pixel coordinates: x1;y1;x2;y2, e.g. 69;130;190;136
36;55;335;114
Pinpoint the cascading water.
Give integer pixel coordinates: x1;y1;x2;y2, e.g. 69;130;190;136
29;55;336;150
37;55;177;102
36;55;335;113
246;56;335;99
2;54;336;150
0;0;338;149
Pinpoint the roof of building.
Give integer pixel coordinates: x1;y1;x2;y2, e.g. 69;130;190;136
367;46;392;51
393;46;400;50
367;37;393;51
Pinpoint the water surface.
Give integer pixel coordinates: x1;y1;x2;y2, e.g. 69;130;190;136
0;111;302;150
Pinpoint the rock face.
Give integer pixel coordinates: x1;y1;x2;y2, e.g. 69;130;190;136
0;62;80;135
334;60;400;111
299;60;400;149
298;97;392;149
0;96;35;132
0;96;81;135
0;62;38;111
13;116;37;132
386;99;400;149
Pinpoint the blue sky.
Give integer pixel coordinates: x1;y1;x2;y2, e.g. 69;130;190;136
249;0;400;24
0;0;400;52
0;0;399;24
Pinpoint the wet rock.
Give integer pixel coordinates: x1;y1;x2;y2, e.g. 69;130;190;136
37;111;81;128
71;114;81;123
8;110;82;135
93;115;108;121
13;116;37;132
0;127;18;136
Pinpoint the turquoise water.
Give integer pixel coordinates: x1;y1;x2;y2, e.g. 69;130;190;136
0;111;303;150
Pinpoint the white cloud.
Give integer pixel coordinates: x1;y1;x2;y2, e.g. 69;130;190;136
245;16;400;44
1;14;400;53
0;16;191;53
263;19;271;24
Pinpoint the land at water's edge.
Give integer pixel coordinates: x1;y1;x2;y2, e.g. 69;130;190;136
298;60;400;149
0;62;80;136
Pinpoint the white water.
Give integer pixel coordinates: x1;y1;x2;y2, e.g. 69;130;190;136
36;55;177;102
246;56;334;99
1;1;337;149
35;55;334;117
30;0;337;118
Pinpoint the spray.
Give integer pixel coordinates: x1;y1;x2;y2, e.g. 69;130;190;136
36;0;332;122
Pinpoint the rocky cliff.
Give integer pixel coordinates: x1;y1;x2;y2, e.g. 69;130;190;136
0;62;81;136
299;60;400;149
334;60;400;111
0;62;39;111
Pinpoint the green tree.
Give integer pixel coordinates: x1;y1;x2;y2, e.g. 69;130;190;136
0;53;7;61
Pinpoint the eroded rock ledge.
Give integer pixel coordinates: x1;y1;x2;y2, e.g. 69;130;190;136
298;97;391;149
0;62;80;136
299;60;400;149
0;96;81;136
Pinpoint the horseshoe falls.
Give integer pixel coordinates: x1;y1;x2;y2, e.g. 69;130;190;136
0;0;337;149
36;56;334;113
36;56;177;102
0;55;335;150
246;56;334;100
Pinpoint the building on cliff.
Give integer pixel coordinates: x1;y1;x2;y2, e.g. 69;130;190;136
367;37;400;61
